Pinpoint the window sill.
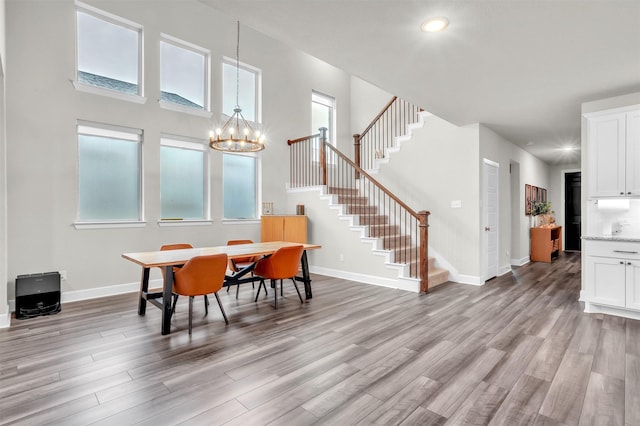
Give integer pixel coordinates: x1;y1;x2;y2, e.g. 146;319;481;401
222;219;260;225
74;221;147;230
72;80;147;104
157;219;213;227
159;100;212;118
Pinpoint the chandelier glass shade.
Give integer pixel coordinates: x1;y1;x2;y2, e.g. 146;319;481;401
209;21;265;153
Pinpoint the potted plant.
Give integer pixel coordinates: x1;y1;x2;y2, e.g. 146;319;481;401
531;201;555;227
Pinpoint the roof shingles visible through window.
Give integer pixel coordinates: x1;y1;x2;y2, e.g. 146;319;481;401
78;71;203;109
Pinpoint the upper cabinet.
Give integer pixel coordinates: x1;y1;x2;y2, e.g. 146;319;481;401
586;107;640;198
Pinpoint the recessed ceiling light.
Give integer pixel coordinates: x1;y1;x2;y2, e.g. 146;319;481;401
421;17;449;33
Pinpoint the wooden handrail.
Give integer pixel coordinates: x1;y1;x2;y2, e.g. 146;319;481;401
359;96;397;139
322;141;425;220
287;133;320;145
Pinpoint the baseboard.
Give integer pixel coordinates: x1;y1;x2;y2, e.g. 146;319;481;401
498;265;512;276
0;305;10;328
452;274;484;286
584;301;640;321
511;256;530;266
309;266;419;293
7;279;159;313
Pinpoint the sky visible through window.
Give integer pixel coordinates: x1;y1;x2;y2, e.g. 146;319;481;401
77;11;138;85
161;41;205;108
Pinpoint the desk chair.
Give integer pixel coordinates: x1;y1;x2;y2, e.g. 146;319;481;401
226;239;262;299
160;244;208;315
253;245;304;309
173;253;229;334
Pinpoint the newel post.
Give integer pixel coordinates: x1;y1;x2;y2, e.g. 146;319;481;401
319;127;328;186
418;210;430;293
353;133;361;180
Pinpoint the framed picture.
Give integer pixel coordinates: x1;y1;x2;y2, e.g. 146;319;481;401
526;184;547;215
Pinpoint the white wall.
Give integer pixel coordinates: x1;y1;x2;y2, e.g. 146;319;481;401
479;125;551;268
350;77;393;142
4;0;351;303
0;0;7;325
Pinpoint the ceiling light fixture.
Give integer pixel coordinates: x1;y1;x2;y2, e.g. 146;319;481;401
421;17;449;33
209;21;265;153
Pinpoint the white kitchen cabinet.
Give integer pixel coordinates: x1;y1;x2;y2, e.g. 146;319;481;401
585;255;628;307
583;239;640;315
586;107;640;198
626;260;640;310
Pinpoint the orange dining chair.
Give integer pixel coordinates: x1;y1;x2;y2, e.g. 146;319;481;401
160;243;208;315
226;239;262;298
173;253;229;334
253;245;304;309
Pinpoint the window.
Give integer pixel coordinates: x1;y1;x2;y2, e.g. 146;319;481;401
76;2;142;97
222;59;260;123
223;154;258;220
160;35;209;111
77;122;142;223
160;136;209;221
312;91;336;142
312;91;336;162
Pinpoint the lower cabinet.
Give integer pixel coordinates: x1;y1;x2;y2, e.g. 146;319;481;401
583;240;640;313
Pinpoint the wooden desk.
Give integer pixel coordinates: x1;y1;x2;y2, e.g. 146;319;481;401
122;241;321;335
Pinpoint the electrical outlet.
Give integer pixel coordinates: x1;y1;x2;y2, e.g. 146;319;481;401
59;270;67;280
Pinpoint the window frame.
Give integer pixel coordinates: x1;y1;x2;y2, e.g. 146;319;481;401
222;151;261;223
221;57;262;125
158;135;212;226
73;1;146;104
159;34;212;118
74;120;145;229
312;90;336;144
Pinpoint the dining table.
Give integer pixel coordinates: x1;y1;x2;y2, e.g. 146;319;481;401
122;241;321;335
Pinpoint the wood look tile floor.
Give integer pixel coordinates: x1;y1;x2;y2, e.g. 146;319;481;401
1;252;639;425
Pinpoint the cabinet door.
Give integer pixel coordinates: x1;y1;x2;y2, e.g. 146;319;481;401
626;110;640;196
261;216;284;242
626;260;640;310
585;256;626;307
283;216;307;243
588;113;626;197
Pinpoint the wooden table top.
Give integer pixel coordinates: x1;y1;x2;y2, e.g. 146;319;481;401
122;241;321;268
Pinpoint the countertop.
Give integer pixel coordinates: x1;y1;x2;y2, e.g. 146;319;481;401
582;235;640;243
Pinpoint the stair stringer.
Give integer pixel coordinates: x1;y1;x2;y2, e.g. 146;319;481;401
287;186;420;292
320;184;450;289
367;111;432;174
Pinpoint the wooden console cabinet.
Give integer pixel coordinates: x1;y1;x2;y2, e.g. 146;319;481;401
261;215;307;243
530;226;562;262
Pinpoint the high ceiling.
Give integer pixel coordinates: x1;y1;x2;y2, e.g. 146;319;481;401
199;0;640;165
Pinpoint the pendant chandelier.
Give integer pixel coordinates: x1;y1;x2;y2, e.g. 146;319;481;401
209;21;265;152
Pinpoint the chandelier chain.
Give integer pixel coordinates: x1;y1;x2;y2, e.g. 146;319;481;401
236;20;240;109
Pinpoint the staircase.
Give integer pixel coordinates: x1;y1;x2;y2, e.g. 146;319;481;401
326;185;449;288
288;96;450;292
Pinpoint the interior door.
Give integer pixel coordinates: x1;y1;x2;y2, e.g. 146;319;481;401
564;171;581;251
484;159;499;281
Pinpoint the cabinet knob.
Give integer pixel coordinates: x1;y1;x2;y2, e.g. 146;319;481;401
485;227;490;231
620;261;624;264
628;192;632;195
629;262;633;265
620;192;624;195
